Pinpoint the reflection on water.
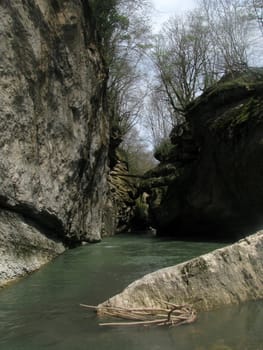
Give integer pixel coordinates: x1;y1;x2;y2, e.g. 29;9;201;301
0;234;262;350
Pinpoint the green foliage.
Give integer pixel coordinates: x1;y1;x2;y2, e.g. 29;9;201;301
120;127;157;175
90;0;151;144
89;0;128;52
154;138;174;162
122;147;156;176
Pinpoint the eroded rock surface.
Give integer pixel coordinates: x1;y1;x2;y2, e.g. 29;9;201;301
148;70;263;239
99;231;263;311
0;211;65;287
0;0;108;285
103;152;138;235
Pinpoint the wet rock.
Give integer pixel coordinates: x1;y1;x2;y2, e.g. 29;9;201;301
99;231;263;311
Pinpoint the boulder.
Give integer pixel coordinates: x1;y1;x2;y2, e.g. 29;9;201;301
98;231;263;311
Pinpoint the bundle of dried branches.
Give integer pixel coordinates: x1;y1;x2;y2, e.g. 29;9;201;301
80;300;197;327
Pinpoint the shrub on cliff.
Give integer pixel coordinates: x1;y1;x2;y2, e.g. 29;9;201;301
153;138;174;163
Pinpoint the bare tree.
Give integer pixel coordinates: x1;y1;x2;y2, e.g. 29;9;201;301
142;0;256;151
121;127;157;174
105;0;152;139
144;86;176;148
200;0;251;73
251;0;263;33
150;9;210;117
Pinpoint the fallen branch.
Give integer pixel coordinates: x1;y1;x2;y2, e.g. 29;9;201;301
80;300;197;328
99;318;167;327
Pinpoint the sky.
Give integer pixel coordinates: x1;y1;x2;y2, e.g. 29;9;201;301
151;0;197;31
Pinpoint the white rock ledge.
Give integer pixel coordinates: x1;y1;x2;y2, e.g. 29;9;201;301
0;211;65;288
98;231;263;311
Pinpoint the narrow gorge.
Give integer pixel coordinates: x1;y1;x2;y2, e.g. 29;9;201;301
1;0;263;320
100;71;263;313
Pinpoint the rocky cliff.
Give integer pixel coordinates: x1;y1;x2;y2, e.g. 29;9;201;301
103;149;138;236
0;0;109;286
148;70;263;240
98;231;263;311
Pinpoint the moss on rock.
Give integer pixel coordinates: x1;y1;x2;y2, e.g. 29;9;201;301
147;69;263;240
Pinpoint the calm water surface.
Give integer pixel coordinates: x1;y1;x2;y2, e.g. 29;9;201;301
0;234;262;350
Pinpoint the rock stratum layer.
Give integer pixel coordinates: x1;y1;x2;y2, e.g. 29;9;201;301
103;154;138;235
99;231;263;312
0;0;109;286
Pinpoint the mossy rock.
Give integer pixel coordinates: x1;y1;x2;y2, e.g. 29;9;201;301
187;69;263;124
209;97;263;131
146;68;263;240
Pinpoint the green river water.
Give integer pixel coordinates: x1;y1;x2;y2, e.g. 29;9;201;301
0;234;262;350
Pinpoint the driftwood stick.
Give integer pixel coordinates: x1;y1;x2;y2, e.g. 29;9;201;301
102;311;148;321
102;306;168;313
99;318;167;327
80;304;98;310
81;301;197;328
167;306;178;322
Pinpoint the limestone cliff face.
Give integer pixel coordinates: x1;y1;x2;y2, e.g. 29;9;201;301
0;0;109;285
0;211;65;287
99;231;263;311
148;71;263;239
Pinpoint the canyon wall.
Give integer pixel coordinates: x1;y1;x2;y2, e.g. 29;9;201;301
0;0;109;286
148;71;263;240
